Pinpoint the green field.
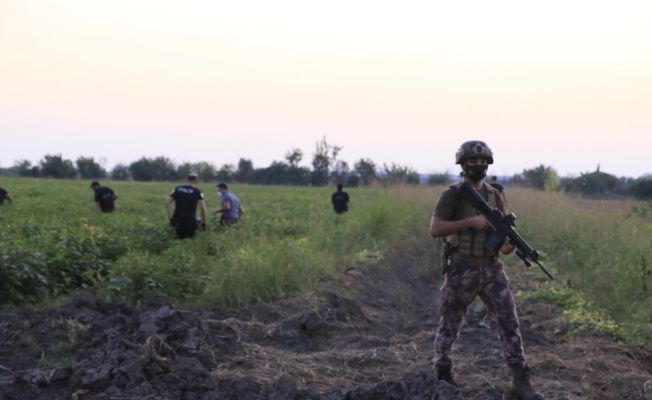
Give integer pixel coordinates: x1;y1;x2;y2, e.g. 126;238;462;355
1;178;651;347
0;178;434;307
509;189;652;346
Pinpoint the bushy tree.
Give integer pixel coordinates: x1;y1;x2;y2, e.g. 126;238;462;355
39;154;77;179
235;158;254;183
286;166;310;185
177;162;216;182
310;136;342;186
76;156;107;179
628;176;652;199
129;157;176;181
129;158;153;181
354;158;377;186
330;160;349;185
562;170;620;196
251;162;309;185
176;162;194;180
215;164;236;182
285;148;303;167
14;160;40;177
544;168;560;193
511;165;554;189
111;164;130;180
381;163;420;185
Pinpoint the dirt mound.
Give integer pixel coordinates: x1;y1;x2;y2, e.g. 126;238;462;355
1;240;651;400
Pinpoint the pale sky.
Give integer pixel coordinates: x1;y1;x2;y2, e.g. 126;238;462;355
1;0;651;177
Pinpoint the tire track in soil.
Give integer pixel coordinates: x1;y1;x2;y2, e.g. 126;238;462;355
1;239;651;400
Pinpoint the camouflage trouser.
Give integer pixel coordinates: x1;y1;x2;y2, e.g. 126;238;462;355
434;260;526;368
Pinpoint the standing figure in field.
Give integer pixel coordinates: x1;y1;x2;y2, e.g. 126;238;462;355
331;183;349;214
215;183;244;226
90;181;118;212
165;173;207;238
430;140;544;400
0;186;13;205
489;175;507;208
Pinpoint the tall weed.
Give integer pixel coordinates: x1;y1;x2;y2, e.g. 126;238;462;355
507;188;652;346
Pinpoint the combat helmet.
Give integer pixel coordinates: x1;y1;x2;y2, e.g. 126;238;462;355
455;140;494;165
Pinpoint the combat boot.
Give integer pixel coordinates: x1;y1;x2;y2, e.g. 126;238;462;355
435;364;458;386
510;364;544;400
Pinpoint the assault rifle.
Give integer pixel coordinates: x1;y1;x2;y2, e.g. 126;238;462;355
458;182;554;280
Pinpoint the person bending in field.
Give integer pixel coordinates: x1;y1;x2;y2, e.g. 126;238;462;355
214;183;243;226
90;181;117;212
331;183;349;214
430;140;544;400
0;186;13;205
165;173;207;238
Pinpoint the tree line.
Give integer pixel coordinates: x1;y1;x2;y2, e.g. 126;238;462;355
0;138;423;187
510;164;652;199
3;139;651;198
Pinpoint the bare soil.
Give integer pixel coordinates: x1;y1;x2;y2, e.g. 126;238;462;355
1;240;651;400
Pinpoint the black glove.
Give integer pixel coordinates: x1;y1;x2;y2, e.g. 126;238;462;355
201;223;206;231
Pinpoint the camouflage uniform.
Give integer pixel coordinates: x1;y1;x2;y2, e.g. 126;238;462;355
433;181;526;369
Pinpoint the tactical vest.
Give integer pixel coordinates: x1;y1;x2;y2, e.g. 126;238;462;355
446;181;500;261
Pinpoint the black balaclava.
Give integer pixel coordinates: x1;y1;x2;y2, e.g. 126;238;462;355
463;164;488;182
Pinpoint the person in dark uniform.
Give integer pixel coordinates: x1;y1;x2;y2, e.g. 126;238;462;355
90;181;117;212
489;175;507;207
165;173;207;239
331;184;349;214
430;141;543;399
0;186;13;205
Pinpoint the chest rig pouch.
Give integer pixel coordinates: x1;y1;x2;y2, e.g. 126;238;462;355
445;182;500;262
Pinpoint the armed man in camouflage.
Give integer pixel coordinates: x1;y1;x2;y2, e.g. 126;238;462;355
430;141;544;400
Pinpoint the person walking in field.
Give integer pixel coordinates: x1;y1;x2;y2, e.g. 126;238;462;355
0;186;13;205
165;173;207;238
214;183;243;226
90;181;118;212
331;183;349;214
430;140;544;400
